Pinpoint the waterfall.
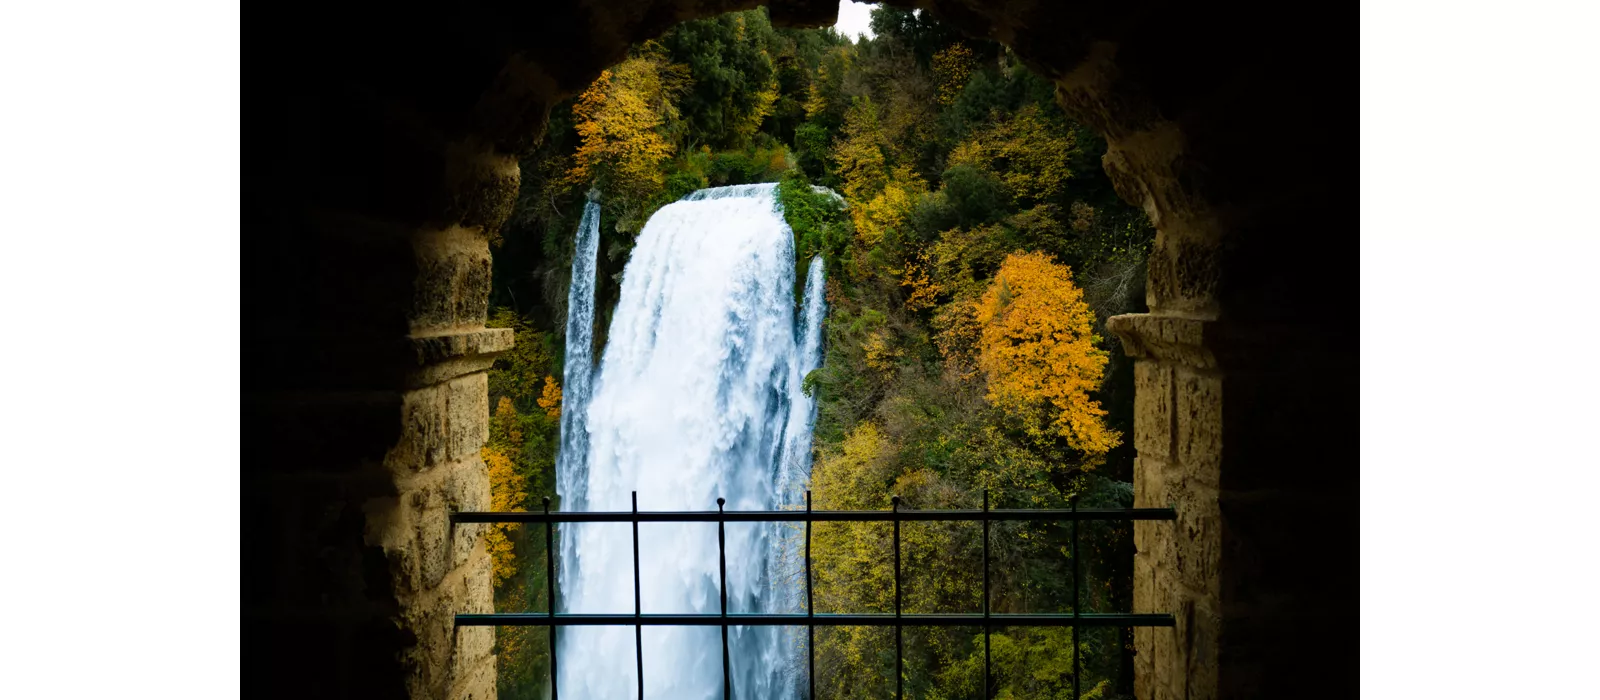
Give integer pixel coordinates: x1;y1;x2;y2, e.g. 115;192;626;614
780;256;827;496
554;198;601;606
555;183;828;698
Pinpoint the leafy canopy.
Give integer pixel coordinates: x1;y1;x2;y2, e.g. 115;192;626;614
975;252;1119;455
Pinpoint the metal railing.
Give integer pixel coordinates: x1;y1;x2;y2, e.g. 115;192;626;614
452;490;1176;699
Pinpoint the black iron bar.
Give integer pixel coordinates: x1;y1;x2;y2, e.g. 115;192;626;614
633;491;643;700
451;507;1176;524
805;490;815;700
717;497;730;700
456;612;1175;627
466;496;1186;695
544;496;557;700
982;489;991;699
1072;495;1080;700
891;495;902;700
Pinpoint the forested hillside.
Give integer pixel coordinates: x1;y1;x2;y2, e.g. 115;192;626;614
482;7;1155;698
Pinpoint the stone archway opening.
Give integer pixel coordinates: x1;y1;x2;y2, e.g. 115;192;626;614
244;2;1355;698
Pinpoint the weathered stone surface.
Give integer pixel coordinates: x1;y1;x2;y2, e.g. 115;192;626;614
1115;306;1355;697
410;226;494;333
446;655;496;700
1132;454;1165;509
447;460;490;570
391;540;496;700
1110;314;1213;368
404;328;514;389
1170;484;1220;601
444;145;521;233
372;455;493;598
1134;361;1174;459
1175;366;1222;487
409;328;516;366
387;373;491;475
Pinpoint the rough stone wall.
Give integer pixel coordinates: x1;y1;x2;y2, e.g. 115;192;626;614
245;0;1352;697
242;89;516;697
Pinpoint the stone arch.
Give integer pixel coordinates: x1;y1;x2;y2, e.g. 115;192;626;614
244;1;1354;698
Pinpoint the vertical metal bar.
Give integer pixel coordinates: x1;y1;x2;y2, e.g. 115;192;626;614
805;490;815;700
717;497;730;699
892;495;902;700
544;496;557;700
982;489;991;699
1072;495;1080;700
633;491;643;700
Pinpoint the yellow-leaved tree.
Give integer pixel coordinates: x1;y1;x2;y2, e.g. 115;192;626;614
833;97;935;269
536;375;562;419
899;249;940;312
855;168;925;250
567;44;691;230
974;252;1119;456
483;442;528;588
831;96;889;205
731;71;781;146
932;43;975;106
808;422;899;698
948;104;1076;206
803;47;852;121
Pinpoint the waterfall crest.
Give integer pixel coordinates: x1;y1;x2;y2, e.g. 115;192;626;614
555;183;827;698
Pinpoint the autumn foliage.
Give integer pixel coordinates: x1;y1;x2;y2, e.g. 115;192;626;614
480;6;1157;696
567;46;691;229
975;252;1118;455
948;104;1076;206
536;376;562;419
483;397;534;588
931;43;975;105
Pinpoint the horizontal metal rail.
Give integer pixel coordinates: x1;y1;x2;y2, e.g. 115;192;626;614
466;493;1175;699
456;612;1174;627
450;506;1175;524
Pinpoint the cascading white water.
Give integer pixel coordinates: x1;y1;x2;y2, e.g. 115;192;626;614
554;183;827;699
781;256;827;495
555;199;602;515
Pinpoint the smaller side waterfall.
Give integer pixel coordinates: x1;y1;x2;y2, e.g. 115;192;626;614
761;254;828;691
779;256;827;496
555;199;601;596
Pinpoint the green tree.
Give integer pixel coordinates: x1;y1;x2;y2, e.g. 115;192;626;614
659;9;781;149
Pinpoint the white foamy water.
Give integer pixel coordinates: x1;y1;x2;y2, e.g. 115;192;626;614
554;199;601;514
555;184;828;698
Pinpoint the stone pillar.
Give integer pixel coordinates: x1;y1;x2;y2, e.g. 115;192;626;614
1111;309;1355;700
243;53;518;697
372;328;513;700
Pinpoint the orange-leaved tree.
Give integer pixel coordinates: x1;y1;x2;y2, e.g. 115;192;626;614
974;251;1119;456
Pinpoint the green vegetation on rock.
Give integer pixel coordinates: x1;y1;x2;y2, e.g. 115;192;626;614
484;6;1155;697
